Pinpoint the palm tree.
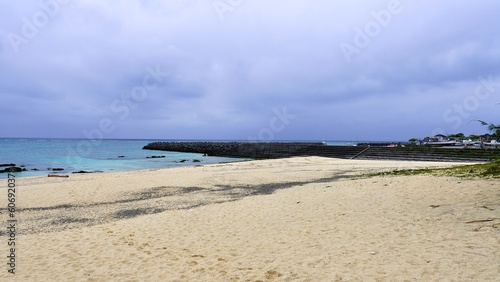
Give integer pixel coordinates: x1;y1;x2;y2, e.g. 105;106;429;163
476;120;500;139
474;103;499;139
476;120;499;132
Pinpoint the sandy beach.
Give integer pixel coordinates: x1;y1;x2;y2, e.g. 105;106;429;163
1;157;499;281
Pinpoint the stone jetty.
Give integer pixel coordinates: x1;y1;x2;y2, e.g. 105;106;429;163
143;142;325;159
143;142;500;162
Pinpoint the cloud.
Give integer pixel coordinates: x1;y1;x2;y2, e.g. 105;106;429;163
1;0;499;140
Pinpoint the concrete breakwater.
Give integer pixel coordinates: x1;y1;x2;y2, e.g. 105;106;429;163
143;142;500;162
142;142;326;159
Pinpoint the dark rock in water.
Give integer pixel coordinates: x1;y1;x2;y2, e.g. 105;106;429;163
1;167;23;173
72;170;103;174
192;159;201;163
179;159;187;163
20;165;25;168
118;156;125;158
146;155;165;159
32;168;39;171
0;163;16;167
52;168;64;171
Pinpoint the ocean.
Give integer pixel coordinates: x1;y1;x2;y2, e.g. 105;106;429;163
0;138;243;178
0;138;380;178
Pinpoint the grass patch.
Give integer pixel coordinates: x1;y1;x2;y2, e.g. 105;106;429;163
367;160;500;179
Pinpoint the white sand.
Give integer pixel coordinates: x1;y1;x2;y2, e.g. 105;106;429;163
1;157;499;281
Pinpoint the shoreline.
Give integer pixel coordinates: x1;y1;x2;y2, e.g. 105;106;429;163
1;157;498;280
3;138;499;179
1;155;246;179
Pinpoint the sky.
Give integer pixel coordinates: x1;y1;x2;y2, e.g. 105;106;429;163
0;0;499;141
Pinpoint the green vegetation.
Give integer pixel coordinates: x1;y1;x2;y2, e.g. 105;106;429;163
447;133;465;139
367;160;500;179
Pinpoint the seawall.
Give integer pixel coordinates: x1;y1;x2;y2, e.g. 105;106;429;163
143;142;500;162
143;142;326;159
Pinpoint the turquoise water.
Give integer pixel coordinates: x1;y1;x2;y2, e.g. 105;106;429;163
0;138;388;178
0;138;243;178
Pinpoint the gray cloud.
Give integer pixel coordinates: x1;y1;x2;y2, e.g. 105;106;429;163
1;0;499;141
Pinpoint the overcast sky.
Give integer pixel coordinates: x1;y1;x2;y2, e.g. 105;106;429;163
1;0;499;141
